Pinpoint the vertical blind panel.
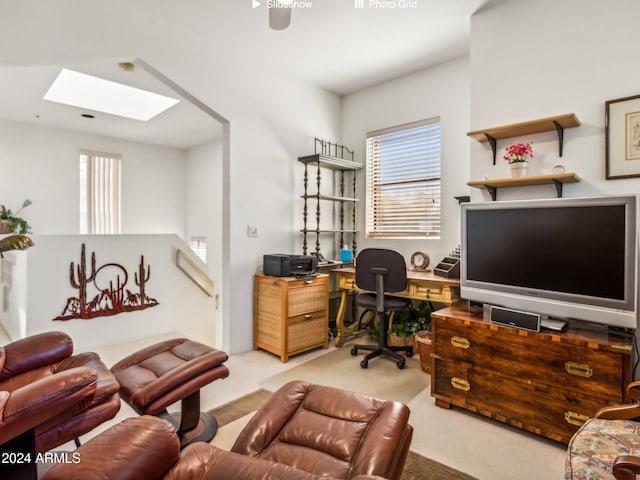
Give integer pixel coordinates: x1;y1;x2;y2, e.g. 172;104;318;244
366;119;441;237
81;151;121;234
190;237;207;263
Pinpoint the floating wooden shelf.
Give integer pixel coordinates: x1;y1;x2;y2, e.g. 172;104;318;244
467;113;581;165
467;172;580;201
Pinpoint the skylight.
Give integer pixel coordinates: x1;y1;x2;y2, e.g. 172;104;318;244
43;68;180;121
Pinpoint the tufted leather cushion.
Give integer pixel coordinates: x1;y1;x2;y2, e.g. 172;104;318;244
0;331;121;452
232;380;412;480
111;338;229;415
0;331;73;384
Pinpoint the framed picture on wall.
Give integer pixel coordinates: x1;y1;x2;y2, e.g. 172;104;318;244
606;94;640;179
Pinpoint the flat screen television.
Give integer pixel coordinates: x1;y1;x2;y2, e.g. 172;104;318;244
461;195;638;330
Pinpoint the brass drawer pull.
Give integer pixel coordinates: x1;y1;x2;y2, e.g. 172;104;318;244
451;336;470;349
565;411;589;427
565;361;593;378
451;377;470;392
610;344;633;353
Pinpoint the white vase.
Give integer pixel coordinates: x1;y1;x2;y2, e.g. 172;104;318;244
510;161;528;177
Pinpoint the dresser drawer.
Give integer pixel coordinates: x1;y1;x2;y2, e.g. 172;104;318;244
409;282;456;303
433;317;625;398
288;278;328;316
432;360;617;443
287;310;327;354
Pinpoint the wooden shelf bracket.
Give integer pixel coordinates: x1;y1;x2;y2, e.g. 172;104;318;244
552;178;564;197
485;133;498;165
553;120;565;157
484;185;498;201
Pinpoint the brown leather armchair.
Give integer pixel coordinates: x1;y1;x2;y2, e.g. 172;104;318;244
44;381;413;480
566;381;640;480
0;331;120;452
43;415;392;480
231;380;412;480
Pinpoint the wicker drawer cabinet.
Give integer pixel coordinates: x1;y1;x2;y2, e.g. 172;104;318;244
431;303;633;444
254;273;329;362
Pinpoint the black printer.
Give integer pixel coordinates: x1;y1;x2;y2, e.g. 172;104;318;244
263;254;317;277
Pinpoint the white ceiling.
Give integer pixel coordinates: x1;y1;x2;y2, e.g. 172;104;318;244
0;0;498;150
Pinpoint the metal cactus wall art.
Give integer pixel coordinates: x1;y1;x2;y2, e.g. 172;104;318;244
54;243;159;320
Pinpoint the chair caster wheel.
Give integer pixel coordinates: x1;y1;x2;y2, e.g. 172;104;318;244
360;359;368;368
351;347;358;356
397;359;406;369
406;349;413;357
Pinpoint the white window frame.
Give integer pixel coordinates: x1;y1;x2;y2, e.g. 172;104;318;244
79;150;122;234
365;117;441;238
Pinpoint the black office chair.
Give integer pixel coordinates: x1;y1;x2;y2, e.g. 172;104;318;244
350;248;413;369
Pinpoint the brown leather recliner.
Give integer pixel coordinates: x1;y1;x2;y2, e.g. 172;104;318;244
43;381;413;480
0;331;121;452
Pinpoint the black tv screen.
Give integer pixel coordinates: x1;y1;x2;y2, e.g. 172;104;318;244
466;205;626;300
461;195;638;329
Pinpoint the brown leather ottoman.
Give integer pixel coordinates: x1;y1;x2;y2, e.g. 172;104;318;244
111;338;229;446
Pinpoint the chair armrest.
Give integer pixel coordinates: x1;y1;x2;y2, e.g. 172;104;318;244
166;443;354;480
613;455;640;480
41;416;180;480
351;401;412;478
627;381;640;401
0;332;73;380
0;366;96;444
352;477;390;480
595;403;640;420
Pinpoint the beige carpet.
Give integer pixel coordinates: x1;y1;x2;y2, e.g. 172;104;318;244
209;388;477;480
259;342;428;404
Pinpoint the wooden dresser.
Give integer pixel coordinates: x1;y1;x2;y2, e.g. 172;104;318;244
253;273;329;362
431;302;634;444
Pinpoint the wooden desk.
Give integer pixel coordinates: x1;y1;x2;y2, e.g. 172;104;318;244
330;268;460;347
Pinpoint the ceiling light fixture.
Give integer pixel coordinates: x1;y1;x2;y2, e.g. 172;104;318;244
43;68;180;121
269;0;293;30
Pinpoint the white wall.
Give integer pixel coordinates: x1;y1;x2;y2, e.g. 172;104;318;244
341;56;471;265
186;139;224;344
7;234;215;351
0;1;342;354
0;119;187;236
469;0;640;200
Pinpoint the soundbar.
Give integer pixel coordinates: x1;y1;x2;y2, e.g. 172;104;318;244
489;305;541;332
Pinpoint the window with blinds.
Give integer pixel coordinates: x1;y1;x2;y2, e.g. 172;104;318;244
190;236;207;263
366;118;441;238
79;150;122;234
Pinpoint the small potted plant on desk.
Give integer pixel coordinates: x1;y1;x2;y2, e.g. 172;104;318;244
0;200;33;234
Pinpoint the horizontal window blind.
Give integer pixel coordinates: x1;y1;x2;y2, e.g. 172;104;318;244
366;118;441;237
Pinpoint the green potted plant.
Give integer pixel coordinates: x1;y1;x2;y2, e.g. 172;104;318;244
0;199;33;234
366;300;432;342
388;300;431;339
